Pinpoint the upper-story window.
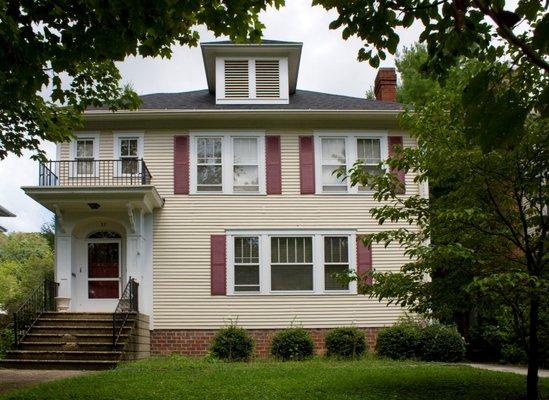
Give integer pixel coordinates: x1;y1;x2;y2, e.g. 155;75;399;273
114;133;143;176
315;132;388;194
70;132;100;177
190;132;265;194
227;230;357;295
216;58;289;105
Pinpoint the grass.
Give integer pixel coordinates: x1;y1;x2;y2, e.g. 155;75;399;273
1;355;548;400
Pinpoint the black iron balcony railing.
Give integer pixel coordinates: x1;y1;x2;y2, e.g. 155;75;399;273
38;159;152;186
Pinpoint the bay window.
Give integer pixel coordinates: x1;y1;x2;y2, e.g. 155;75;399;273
190;132;265;194
315;132;389;194
227;230;357;295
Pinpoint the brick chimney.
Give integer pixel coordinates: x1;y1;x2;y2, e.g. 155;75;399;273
374;68;397;102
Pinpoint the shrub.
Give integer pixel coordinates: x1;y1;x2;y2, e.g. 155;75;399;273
500;344;527;365
375;324;422;360
210;325;254;361
419;323;466;362
325;327;367;359
270;328;314;361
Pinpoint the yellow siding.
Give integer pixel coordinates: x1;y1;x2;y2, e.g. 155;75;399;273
144;129;417;329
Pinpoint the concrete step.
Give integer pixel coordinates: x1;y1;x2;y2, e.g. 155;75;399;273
41;312;121;320
24;333;130;344
0;359;118;370
18;341;125;351
6;350;123;361
35;318;120;328
30;325;132;335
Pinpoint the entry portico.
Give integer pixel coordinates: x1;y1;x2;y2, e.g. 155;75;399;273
23;177;163;320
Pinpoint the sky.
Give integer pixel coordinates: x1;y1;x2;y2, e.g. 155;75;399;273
0;0;422;232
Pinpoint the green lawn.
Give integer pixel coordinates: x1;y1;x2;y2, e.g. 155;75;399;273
1;355;548;400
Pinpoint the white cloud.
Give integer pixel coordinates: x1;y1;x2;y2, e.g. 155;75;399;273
0;0;420;232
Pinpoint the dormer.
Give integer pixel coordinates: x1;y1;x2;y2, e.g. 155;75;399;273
201;40;302;105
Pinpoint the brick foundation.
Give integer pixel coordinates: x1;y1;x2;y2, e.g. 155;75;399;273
151;327;380;357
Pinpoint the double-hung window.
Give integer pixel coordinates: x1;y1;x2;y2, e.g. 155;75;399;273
114;133;143;177
227;230;357;295
271;237;313;291
315;132;388;194
190;132;265;194
70;132;99;177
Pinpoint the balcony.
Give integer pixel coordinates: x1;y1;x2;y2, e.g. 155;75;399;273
38;159;152;187
23;159;163;215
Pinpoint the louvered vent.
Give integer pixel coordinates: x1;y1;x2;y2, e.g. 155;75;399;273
224;60;249;98
255;60;280;98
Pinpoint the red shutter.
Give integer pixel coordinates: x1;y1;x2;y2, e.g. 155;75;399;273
356;235;373;285
266;136;282;194
388;136;406;194
173;135;189;194
299;136;315;194
211;235;226;295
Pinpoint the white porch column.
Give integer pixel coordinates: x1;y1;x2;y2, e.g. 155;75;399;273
55;234;72;312
126;233;140;287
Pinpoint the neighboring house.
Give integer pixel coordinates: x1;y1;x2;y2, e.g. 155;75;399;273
6;40;427;368
0;204;15;232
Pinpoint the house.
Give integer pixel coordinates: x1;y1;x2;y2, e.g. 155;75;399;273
4;40;426;368
0;204;15;232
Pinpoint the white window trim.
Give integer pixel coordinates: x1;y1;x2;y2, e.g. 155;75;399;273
215;57;289;105
314;131;389;194
189;131;266;195
226;229;357;296
113;132;144;177
69;132;100;178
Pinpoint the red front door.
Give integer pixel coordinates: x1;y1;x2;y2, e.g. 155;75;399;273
87;242;120;299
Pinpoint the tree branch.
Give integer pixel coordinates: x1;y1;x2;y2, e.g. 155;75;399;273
472;0;549;72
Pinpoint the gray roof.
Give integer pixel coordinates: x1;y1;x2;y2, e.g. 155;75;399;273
130;89;403;111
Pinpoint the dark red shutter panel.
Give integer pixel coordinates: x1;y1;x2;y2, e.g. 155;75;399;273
266;136;282;194
299;136;315;194
211;235;226;295
356;235;373;285
173;135;189;194
388;136;406;194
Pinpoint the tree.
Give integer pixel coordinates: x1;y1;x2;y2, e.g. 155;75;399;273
0;0;282;160
0;232;54;313
395;44;439;106
346;58;548;398
314;0;548;150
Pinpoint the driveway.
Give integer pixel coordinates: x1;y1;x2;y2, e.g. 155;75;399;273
0;369;93;394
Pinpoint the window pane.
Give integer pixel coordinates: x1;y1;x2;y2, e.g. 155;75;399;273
235;237;259;264
271;237;312;263
324;237;348;263
325;265;350;290
77;140;93;158
197;165;222;186
357;138;381;164
122;159;138;174
197;138;222;164
322;138;346;164
271;265;313;291
121;139;138;157
233;165;259;191
233;138;258;164
235;265;259;286
322;165;346;187
77;160;93;175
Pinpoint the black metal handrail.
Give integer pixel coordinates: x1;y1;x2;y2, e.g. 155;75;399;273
113;278;139;347
13;279;58;348
38;159;152;186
